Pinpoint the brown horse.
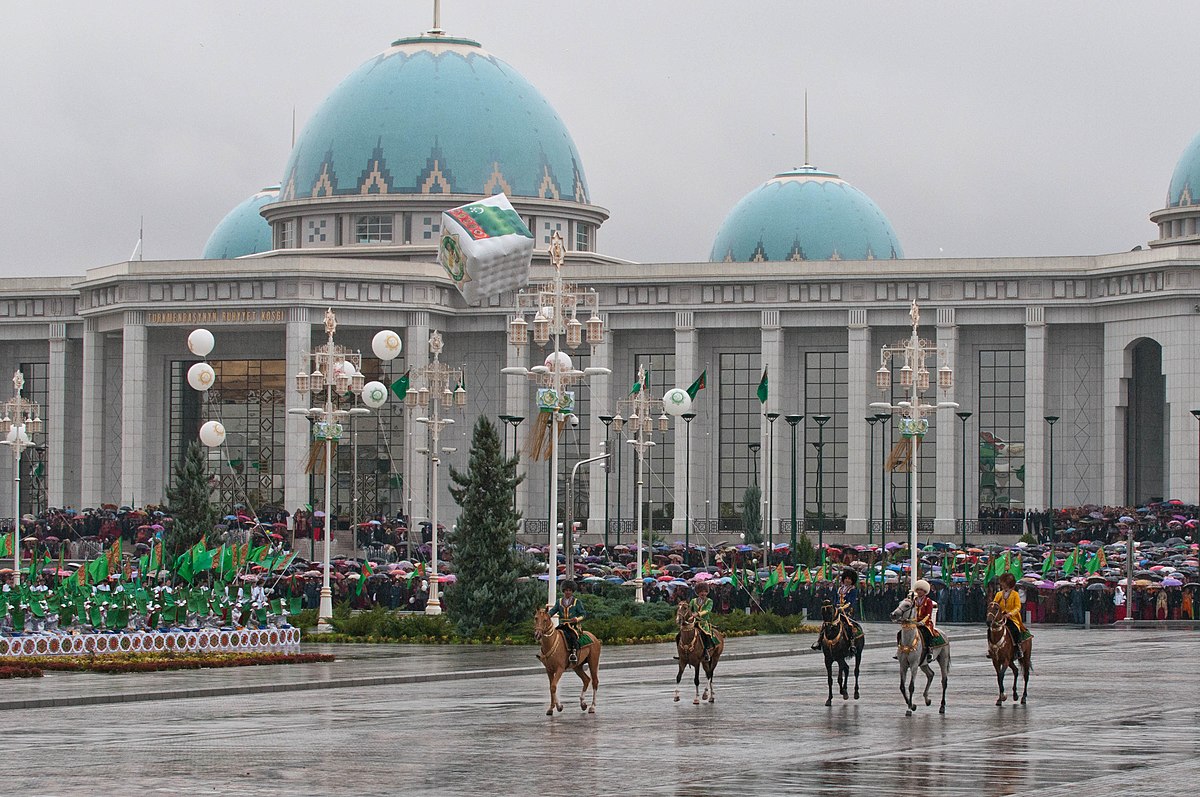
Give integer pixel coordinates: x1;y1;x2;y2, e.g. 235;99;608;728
986;602;1031;706
817;602;864;706
674;602;723;704
533;606;600;716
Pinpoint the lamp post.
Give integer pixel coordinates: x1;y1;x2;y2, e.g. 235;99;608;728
957;411;972;547
349;405;370;557
502;231;607;607
867;416;878;546
1045;415;1059;537
504;416;523;511
765;411;780;549
1191;409;1200;503
682;412;696;554
599;415;614;550
870;301;957;590
748;442;760;485
288;309;398;631
785;414;803;565
408;330;467;616
811;414;831;555
613;364;667;602
566;453;610;574
0;371;42;584
876;412;891;539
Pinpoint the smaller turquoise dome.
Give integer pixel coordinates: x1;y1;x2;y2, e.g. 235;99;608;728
1166;130;1200;207
710;166;902;263
202;187;279;259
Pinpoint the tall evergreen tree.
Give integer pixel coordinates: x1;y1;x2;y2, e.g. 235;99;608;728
164;441;218;564
444;417;538;635
741;484;762;545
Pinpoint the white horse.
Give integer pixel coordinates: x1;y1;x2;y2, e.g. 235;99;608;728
890;596;950;716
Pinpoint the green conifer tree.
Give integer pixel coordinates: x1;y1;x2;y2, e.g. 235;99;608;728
444;417;539;635
164;441;218;565
741;484;762;545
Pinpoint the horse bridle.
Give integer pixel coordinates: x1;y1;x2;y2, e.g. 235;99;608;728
894;602;922;655
987;606;1012;656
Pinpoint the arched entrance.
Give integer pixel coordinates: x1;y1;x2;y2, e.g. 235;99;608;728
1125;338;1166;505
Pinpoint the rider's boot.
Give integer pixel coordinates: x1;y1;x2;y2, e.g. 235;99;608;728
892;630;900;659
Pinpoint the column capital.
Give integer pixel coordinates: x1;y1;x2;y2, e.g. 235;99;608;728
1025;305;1045;327
936;307;956;328
408;310;431;327
674;311;694;331
848;308;868;329
48;322;67;341
123;309;146;327
761;309;780;330
286;307;310;324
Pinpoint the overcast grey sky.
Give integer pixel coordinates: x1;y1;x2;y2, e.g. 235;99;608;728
2;1;1197;276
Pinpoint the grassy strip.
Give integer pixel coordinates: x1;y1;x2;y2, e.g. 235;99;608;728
5;652;334;675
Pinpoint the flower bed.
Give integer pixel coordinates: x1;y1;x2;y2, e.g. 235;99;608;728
5;652;333;675
0;664;44;679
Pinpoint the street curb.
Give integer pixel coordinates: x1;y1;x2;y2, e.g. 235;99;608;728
0;630;986;713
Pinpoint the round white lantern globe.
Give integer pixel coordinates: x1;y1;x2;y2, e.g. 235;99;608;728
662;388;692;416
198;420;226;447
361;381;389;409
544;351;572;372
187;328;215;357
187;362;216;391
372;330;403;361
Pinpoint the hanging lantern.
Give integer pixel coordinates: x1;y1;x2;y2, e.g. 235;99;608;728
565;317;583;349
657;413;669;432
404;389;417;408
875;364;891;391
442;385;454;404
916;367;930;392
335;371;352;395
417;387;430;407
295;371;311;394
938;364;953;391
309;368;325;393
611;413;624;433
532;315;550;345
351;370;366;395
0;415;10;436
509;316;528;346
26;413;42;435
585;312;603;345
455;384;467;407
898;364;913;388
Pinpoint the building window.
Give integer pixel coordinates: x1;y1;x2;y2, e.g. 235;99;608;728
575;224;591;252
542;219;564;245
718;352;761;530
16;362;48;517
277;220;296;249
306;218;328;244
629;353;675;532
978;350;1025;514
804;351;848;527
356;215;393;244
419;215;441;241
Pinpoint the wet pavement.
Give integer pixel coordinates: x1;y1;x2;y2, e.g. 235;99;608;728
1;623;1196;796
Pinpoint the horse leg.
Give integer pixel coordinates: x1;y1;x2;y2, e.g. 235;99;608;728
1009;659;1019;703
921;662;935;706
840;658;849;700
1020;645;1030;705
578;661;590;712
938;652;948;714
674;659;685;702
587;652;598;714
901;664;915;715
995;662;1006;706
852;645;862;700
826;657;835;707
547;669;564;716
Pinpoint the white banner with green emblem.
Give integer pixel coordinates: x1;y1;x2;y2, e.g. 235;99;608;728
438;193;534;304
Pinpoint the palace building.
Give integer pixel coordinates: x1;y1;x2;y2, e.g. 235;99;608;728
4;19;1200;542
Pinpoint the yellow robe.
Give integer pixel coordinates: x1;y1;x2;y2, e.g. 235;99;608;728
992;589;1026;633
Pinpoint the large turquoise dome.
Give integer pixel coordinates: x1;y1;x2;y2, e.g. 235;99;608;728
1166;130;1200;207
279;33;590;204
710;166;902;262
202;186;279;259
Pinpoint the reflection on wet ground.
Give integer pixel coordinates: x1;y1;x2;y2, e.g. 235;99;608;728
0;625;1195;795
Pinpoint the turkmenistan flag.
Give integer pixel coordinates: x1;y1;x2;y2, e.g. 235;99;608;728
1008;554;1023;581
756;366;768;404
0;531;11;557
249;544;269;564
982;556;996;584
390;370;411;401
1062;547;1079;576
193;545;214;573
764;562;784;590
686;370;707;400
88;554;109;584
355;562;374;596
641;557;652;577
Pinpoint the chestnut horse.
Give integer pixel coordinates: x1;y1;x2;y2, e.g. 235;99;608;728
986;602;1032;706
533;606;600;716
817;602;864;706
674;602;724;704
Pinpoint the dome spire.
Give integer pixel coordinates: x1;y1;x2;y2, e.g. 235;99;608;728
429;0;444;35
803;91;811;168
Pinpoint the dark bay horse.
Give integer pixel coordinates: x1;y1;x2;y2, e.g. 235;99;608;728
674;602;723;704
816;602;864;706
533;606;600;716
986;602;1032;706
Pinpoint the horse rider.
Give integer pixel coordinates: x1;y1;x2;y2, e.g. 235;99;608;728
548;580;586;664
689;580;718;661
813;568;864;649
896;579;947;662
990;571;1033;657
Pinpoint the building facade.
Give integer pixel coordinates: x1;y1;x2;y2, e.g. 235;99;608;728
3;21;1199;543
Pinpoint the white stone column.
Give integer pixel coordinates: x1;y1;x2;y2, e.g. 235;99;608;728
1101;328;1127;505
846;310;870;538
760;310;782;545
935;309;959;537
406;312;431;528
46;323;69;509
1163;328;1200;501
586;313;613;541
284;308;312;514
1024;307;1047;511
671;312;698;536
119;311;148;507
80;318;104;507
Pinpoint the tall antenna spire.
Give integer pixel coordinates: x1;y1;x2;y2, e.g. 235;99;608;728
290;106;296;149
430;0;443;34
803;92;810;167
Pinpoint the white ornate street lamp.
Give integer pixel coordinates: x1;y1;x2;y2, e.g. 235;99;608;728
287;309;400;631
870;300;957;591
503;231;608;607
408;329;466;616
0;371;43;584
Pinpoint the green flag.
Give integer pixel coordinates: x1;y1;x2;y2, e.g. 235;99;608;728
1008;554;1023;581
686;370;707;400
390;370;411;401
355;562;374;596
88;554;109;584
194;546;215;573
764;563;783;591
1041;550;1054;577
0;531;11;557
1063;547;1080;576
756;366;768;404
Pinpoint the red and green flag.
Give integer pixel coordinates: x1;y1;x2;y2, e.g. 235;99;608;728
355;562;374;596
756;366;769;404
0;531;12;557
1041;550;1055;577
390;370;411;401
686;370;707;400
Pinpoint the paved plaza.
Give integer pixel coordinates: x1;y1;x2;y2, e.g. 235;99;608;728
1;624;1197;796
